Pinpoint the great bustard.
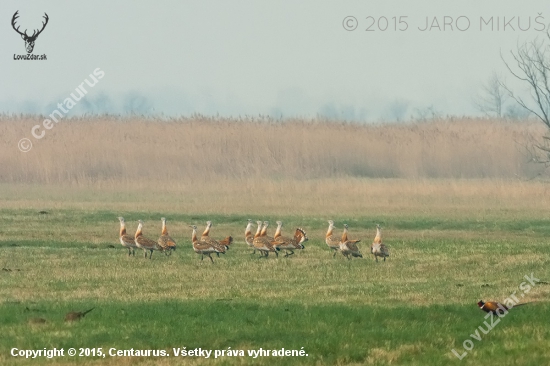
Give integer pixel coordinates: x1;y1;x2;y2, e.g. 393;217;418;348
201;221;232;255
371;224;390;262
272;221;308;257
158;217;177;255
244;219;256;253
325;220;341;257
189;225;224;263
339;224;362;260
253;221;279;257
118;217;137;256
134;220;161;259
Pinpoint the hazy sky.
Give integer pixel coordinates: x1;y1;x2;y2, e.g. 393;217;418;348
1;1;548;120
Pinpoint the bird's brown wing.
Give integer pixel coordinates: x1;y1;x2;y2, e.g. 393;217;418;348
121;234;136;247
346;240;361;252
158;234;176;249
326;235;340;248
136;236;159;249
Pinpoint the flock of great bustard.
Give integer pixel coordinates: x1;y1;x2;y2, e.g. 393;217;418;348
118;217;390;262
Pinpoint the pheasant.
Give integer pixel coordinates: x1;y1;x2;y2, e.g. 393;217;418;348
477;300;528;315
65;308;94;322
189;225;224;263
201;221;232;256
273;221;308;257
118;217;137;256
253;221;279;257
245;219;256;253
371;224;390;262
325;220;341;257
339;224;363;259
158;217;177;255
134;220;161;259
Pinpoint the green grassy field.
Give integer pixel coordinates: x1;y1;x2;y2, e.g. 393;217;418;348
1;183;549;365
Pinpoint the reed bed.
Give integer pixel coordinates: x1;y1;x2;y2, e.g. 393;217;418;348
0;115;544;185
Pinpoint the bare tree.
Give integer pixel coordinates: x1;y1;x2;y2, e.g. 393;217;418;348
504;103;531;120
413;105;441;122
501;34;550;163
474;73;508;118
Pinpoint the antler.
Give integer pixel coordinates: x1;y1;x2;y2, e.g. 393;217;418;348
29;13;49;39
11;11;26;37
12;12;49;40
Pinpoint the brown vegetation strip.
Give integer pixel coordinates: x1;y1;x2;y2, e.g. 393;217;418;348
0;116;545;184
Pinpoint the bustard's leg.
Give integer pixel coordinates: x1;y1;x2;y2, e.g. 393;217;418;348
143;250;147;258
208;254;214;263
333;250;337;258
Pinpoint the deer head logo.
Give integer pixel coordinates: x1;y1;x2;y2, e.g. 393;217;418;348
12;11;49;54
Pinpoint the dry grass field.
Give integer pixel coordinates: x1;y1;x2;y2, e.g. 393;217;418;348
1;116;550;365
0;115;546;184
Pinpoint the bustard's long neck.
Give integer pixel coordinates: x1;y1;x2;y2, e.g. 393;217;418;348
162;221;168;235
326;224;334;238
274;223;282;238
191;228;197;243
374;227;382;243
341;227;348;242
260;223;268;236
254;224;262;238
245;223;253;237
120;223;126;236
202;223;211;237
135;224;143;238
